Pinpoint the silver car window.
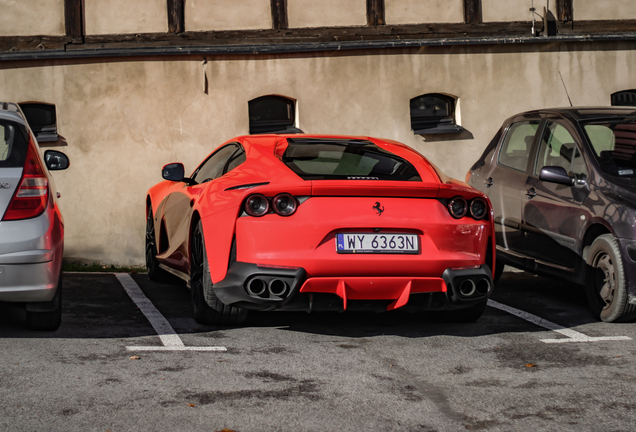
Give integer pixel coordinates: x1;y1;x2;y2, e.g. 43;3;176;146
0;124;11;161
0;121;28;168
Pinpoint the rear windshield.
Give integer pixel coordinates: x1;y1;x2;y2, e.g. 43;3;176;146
582;117;636;177
0;120;28;168
282;139;422;181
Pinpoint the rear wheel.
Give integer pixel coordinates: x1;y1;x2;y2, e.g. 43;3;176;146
493;260;505;284
190;220;247;325
26;274;62;331
446;300;488;322
585;234;636;322
146;207;166;281
429;299;488;323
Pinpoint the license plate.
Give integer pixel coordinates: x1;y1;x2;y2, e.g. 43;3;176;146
336;233;419;254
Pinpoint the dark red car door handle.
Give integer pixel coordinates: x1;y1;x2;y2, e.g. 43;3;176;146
525;188;537;198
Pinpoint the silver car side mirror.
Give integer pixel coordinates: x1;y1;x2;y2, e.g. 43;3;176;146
44;150;69;171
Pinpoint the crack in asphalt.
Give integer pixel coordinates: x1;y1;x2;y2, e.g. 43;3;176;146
380;357;468;425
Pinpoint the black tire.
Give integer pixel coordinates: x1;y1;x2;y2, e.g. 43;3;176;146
190;220;247;325
431;299;488;323
146;207;167;281
26;274;62;331
493;260;505;284
585;234;636;323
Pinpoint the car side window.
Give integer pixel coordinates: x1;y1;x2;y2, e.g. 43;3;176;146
571;146;588;178
224;149;246;174
535;122;588;177
498;120;540;172
192;144;238;184
584;125;615;156
0;124;12;161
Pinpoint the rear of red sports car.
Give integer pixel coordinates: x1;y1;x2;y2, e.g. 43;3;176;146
191;135;495;322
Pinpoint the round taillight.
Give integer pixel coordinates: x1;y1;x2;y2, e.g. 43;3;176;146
448;196;468;219
245;194;269;217
470;198;488;220
272;193;298;216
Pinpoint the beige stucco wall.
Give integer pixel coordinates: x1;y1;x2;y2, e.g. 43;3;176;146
0;0;65;36
482;0;548;22
1;41;634;265
385;0;463;25
574;0;636;20
288;0;366;28
185;0;272;31
84;0;167;35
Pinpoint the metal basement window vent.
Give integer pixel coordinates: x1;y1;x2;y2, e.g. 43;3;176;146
611;90;636;107
248;95;302;134
18;101;58;143
409;93;464;135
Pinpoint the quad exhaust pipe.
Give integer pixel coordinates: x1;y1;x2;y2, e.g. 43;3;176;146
246;276;289;298
268;278;288;297
442;266;493;303
475;278;490;296
459;279;476;297
459;278;490;297
246;278;267;297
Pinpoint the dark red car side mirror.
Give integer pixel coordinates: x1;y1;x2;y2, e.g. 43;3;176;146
539;166;574;186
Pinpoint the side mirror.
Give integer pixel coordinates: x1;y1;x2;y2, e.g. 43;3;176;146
162;162;185;182
539;166;574;186
44;150;69;170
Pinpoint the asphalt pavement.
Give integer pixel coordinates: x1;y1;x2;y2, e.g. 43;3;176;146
1;270;635;432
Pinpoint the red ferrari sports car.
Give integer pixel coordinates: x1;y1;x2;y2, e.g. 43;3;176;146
146;135;495;325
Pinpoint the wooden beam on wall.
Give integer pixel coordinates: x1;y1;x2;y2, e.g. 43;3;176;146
64;0;84;38
557;0;573;22
7;18;636;58
167;0;185;33
464;0;482;24
271;0;288;30
78;21;532;49
367;0;385;26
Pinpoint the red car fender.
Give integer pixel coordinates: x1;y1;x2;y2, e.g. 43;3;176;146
437;184;496;276
198;181;313;283
147;180;178;216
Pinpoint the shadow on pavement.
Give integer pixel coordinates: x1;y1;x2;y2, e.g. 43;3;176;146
0;270;601;339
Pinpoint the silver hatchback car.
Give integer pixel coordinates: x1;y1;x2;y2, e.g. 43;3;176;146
0;102;69;330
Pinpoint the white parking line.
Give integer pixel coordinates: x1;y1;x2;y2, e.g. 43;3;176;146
487;299;632;343
115;273;227;352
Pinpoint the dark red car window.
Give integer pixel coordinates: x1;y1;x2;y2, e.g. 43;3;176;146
583;118;636;177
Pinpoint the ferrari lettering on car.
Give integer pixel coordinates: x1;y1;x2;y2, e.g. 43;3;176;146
146;134;496;325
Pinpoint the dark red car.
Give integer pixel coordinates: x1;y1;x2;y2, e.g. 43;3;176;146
467;107;636;322
147;135;495;325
